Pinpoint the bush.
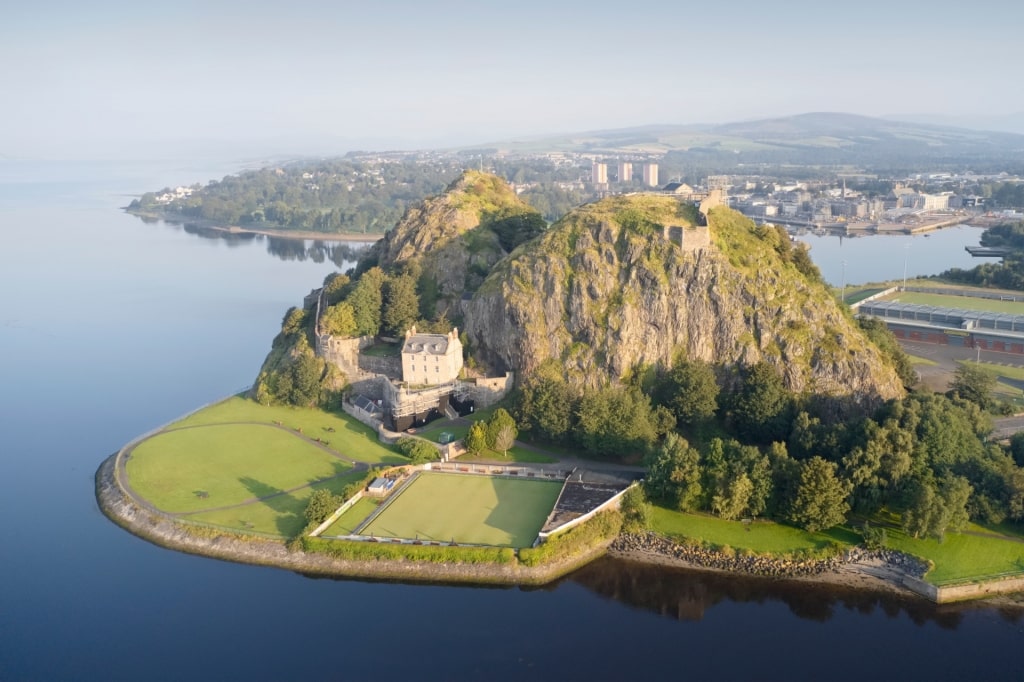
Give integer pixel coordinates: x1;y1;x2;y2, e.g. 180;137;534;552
518;511;622;567
620;486;651;534
396;437;440;464
860;521;887;550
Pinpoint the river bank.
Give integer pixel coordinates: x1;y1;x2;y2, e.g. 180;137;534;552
98;441;1024;603
126;208;385;243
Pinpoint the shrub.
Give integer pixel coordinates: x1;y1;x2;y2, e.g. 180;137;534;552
519;511;622;567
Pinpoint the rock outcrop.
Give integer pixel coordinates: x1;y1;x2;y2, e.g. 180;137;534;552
463;195;904;415
360;170;542;316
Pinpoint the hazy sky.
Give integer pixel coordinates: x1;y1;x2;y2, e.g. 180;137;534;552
3;0;1023;159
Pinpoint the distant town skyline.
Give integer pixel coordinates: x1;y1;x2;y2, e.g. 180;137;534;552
3;0;1023;159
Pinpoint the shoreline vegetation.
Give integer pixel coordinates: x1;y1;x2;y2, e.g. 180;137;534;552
126;208;385;243
95;422;1024;604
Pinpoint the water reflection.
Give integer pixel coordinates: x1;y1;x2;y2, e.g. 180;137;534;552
567;556;1023;629
139;215;371;266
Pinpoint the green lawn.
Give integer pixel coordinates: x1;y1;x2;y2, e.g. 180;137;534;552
887;291;1024;315
648;506;857;555
320;497;381;537
126;423;353;513
416;422;470;442
361;473;562;547
171;396;405;464
185;470;368;537
883;523;1024;585
456;445;557;464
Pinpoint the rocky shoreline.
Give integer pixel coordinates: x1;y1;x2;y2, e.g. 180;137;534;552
611;532;928;582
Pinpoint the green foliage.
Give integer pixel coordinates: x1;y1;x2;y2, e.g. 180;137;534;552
857;317;917;386
950;362;997;410
518;511;622;567
485;408;518;452
320;302;357;337
382;273;420;337
305;489;343;525
644;433;703;511
302;537;516;564
575;385;660;458
395;437;440;464
512;366;577;444
664;359;719;426
788;457;850;532
347;267;386;337
859;521;887;550
903;471;973;540
487;210;547;252
620;486;651;534
322;273;350;305
938;221;1024;290
465;422;488;455
730;362;792;444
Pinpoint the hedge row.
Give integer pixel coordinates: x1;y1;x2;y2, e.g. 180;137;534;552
518;511;623;567
302;536;516;564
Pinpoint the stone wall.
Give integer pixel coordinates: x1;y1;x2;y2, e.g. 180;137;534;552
358;354;402;378
468;372;513;407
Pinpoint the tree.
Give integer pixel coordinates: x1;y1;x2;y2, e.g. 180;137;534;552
288;352;323;407
575;386;659;458
320;301;357;337
712;473;753;521
903;472;973;540
789;457;850;532
382;273;420;337
950;362;997;410
665;359;719;426
513;370;576;444
486;408;518;450
620;485;651;534
347;267;386;337
465;422;488;455
644;433;703;511
305;489;341;525
493;424;516;457
730;362;792;444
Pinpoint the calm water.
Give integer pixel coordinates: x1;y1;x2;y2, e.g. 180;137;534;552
1;161;1022;681
796;226;985;288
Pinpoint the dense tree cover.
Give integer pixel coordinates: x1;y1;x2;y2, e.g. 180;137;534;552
938;221;1024;290
662;359;719;426
513;346;1024;538
950;363;998;410
129;155;600;233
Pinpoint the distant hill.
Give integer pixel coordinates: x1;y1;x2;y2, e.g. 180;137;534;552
485;112;1024;170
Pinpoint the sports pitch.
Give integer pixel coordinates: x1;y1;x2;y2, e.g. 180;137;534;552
886;291;1024;315
360;473;563;548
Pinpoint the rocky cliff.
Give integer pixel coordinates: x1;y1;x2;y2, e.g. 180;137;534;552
360;170;543;316
463;195;904;414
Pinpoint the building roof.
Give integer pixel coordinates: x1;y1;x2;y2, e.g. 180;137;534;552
403;334;450;355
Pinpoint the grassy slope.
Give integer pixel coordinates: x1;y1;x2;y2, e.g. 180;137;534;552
883;522;1024;585
171;396;405;465
649;506;857;555
362;473;562;547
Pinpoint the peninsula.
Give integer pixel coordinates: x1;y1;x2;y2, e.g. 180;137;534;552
100;171;1024;604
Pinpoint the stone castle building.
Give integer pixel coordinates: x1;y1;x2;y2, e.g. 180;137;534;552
400;326;463;386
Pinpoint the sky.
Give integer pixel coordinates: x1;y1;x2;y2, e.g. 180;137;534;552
3;0;1024;159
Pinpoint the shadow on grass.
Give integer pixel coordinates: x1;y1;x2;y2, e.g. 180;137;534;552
483;477;560;548
238;476;304;537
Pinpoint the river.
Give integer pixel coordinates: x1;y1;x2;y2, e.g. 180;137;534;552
1;161;1022;680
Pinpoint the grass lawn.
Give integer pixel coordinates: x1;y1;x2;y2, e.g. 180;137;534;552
887;291;1024;315
126;423;353;513
320;497;380;537
883;523;1024;585
361;473;562;547
415;421;470;442
185;470;368;537
456;445;556;464
170;396;405;465
361;342;400;358
648;506;858;555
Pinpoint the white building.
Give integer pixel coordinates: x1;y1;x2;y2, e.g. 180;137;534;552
643;163;659;187
401;326;463;386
